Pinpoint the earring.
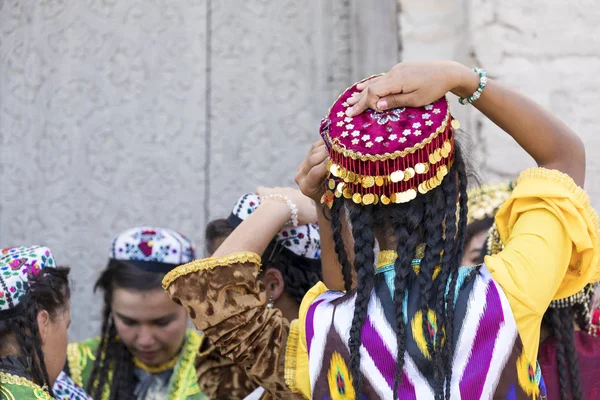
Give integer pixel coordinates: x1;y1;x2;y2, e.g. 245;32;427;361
267;296;274;309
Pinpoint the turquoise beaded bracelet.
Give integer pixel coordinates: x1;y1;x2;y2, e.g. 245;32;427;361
459;67;487;105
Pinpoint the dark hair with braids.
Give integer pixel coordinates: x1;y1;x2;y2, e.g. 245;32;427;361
329;140;470;399
0;267;70;397
541;303;588;400
205;219;322;305
87;260;165;400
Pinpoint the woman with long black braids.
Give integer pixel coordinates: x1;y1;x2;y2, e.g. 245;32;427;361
466;182;600;400
162;61;600;399
0;246;90;400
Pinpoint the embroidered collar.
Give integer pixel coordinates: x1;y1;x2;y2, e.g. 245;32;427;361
133;352;179;374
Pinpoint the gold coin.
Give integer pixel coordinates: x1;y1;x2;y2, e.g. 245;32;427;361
429;153;437;165
362;176;375;188
440;147;450;158
440;165;448;176
424;162;430;173
363;193;375;205
444;141;452;153
381;195;391;205
415;163;426;174
451;119;461;130
347;171;356;183
335;190;342;198
330;164;339;177
436;169;444;181
343;187;353;199
390;170;402;183
418;183;427;194
337;182;345;192
396;192;405;203
390;193;397;203
407;188;417;200
328;179;336;190
373;194;379;205
340;169;348;179
327;160;333;170
407;168;415;179
435;150;442;163
352;193;362;204
375;176;385;186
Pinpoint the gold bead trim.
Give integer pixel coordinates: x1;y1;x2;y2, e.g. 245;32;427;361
321;159;453;207
133;352;179;374
377;250;399;268
0;372;52;399
467;182;515;225
162;251;262;290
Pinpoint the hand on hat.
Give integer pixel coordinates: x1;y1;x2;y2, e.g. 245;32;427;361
346;61;467;116
256;186;318;226
295;140;329;203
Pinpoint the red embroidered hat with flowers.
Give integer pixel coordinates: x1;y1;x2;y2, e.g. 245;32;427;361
320;80;461;207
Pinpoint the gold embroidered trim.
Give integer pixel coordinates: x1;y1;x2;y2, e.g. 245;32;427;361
517;168;599;228
284;319;301;394
162;251;262;290
377;251;398;268
467;181;515;225
133;353;179;374
67;342;83;387
325;110;451;162
0;372;52;399
168;329;204;399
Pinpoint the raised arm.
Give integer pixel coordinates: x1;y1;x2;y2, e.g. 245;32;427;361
347;61;585;186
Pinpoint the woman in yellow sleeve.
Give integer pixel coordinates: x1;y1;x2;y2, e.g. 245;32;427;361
163;61;599;399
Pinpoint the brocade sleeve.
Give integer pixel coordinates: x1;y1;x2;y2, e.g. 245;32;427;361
163;252;306;399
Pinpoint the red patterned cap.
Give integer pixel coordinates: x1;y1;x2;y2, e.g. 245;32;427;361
320;81;459;207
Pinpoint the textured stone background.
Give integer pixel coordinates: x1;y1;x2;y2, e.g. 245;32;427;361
1;0;598;341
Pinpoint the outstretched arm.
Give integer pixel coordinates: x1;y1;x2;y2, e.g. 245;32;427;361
347;61;585;186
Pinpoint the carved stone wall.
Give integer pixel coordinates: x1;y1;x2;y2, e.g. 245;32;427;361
0;0;399;340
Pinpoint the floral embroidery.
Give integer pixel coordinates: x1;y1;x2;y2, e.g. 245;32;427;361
351;130;360;137
336;111;345;117
424;104;434;110
425;120;434;126
414;130;422;136
327;352;355;400
361;134;370;142
422;113;431;119
412;122;421;129
410;309;445;360
433;108;441;114
351;138;359;145
340;131;349;138
375;136;384;143
370;108;405;125
345;124;354;130
365;142;373;148
389;134;397;140
403;129;411;136
344;117;353;123
336;121;344;127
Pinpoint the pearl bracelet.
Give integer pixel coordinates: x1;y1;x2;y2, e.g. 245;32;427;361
459;67;487;105
261;194;299;227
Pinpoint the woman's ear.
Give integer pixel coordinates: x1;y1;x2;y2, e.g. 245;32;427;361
260;268;285;301
36;309;51;345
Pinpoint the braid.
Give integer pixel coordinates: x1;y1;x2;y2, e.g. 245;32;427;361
27;302;53;395
419;184;446;397
561;308;582;400
330;201;354;292
391;203;423;398
347;203;375;396
549;309;570;400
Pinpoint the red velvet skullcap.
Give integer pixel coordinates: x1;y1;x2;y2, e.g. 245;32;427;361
320;79;460;207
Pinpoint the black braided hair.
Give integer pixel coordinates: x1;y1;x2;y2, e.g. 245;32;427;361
330;141;469;399
542;306;584;400
330;199;354;292
260;242;322;304
0;267;70;397
87;260;165;400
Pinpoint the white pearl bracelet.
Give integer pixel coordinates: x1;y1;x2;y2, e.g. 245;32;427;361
261;194;299;227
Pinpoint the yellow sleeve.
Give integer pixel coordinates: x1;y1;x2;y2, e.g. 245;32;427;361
285;282;329;399
485;168;600;365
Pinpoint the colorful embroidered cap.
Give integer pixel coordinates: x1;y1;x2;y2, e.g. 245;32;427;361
467;182;515;225
111;227;196;273
320;81;459;207
227;193;321;260
0;246;56;318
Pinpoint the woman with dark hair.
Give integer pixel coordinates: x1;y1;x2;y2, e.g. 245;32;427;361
467;182;600;400
163;61;599;399
64;227;255;400
0;245;80;399
206;191;322;321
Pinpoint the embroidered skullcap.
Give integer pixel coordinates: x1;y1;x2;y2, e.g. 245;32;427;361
0;245;57;319
227;193;321;260
467;181;516;225
320;80;459;207
110;227;196;273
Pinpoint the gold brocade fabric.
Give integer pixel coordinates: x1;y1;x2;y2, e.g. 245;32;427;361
165;255;305;399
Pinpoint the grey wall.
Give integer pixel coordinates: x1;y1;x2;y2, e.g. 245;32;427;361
0;0;398;340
